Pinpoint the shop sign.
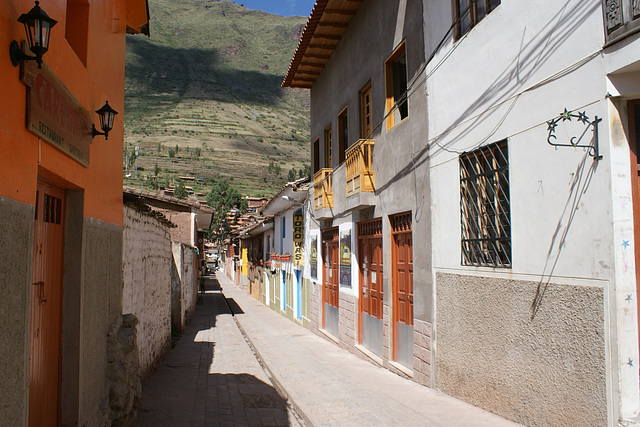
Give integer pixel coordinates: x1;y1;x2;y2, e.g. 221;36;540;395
293;212;304;266
310;235;318;279
339;228;351;287
21;60;92;167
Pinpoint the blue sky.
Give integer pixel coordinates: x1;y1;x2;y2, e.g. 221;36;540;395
234;0;316;17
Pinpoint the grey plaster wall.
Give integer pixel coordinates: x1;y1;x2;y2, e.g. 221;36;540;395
435;272;606;426
79;218;124;426
0;197;33;426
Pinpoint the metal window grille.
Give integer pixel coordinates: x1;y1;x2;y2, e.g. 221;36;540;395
357;218;383;238
460;140;511;267
44;194;62;225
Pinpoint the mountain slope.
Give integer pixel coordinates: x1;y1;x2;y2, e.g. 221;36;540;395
124;0;310;197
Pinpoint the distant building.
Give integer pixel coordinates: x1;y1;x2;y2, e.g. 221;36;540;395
230;178;311;326
124;187;213;251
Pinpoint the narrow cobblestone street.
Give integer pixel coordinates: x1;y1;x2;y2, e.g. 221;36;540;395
136;277;299;426
136;273;520;426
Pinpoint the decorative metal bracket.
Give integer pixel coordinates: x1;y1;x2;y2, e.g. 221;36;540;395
546;108;602;160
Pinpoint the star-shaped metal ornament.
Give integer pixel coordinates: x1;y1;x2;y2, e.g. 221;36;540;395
577;111;589;124
560;108;573;121
623;240;630;249
626;294;633;302
545;107;602;159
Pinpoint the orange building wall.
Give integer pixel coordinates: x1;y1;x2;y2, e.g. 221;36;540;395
0;0;144;226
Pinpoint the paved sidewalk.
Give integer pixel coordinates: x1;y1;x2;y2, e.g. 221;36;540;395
218;272;521;427
136;278;298;427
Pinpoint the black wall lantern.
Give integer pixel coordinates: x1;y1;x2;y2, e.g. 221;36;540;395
9;1;57;69
92;101;118;140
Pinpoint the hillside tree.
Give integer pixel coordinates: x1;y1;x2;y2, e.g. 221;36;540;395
174;180;187;199
206;179;248;248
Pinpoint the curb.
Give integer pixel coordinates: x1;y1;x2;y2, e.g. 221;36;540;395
219;282;314;427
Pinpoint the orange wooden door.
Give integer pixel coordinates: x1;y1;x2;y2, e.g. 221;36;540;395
357;218;383;323
391;212;413;361
30;179;65;426
393;232;413;325
628;100;640;382
322;228;339;311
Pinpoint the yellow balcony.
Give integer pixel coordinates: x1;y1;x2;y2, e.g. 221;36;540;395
346;139;375;197
313;168;333;210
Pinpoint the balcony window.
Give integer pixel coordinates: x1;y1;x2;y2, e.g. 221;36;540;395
360;81;372;139
338;107;348;164
385;41;408;129
325;125;332;169
313;138;320;174
453;0;501;40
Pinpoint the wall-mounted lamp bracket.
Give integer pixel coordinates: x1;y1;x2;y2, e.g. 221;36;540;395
9;40;37;66
9;1;57;69
92;124;109;139
92;101;118;140
546;109;602;160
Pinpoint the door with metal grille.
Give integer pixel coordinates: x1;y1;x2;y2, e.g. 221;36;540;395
391;212;413;363
358;219;383;320
322;228;339;335
357;219;384;354
30;179;65;426
322;228;339;308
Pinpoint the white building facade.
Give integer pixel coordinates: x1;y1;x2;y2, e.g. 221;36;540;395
424;0;640;425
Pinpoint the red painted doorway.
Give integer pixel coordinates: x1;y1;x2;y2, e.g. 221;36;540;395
30;178;66;426
357;219;383;336
391;212;413;365
357;218;384;356
322;228;339;335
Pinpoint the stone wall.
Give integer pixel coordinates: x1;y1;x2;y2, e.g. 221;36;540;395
413;319;432;387
308;280;321;334
435;272;606;426
122;205;172;381
338;292;357;350
107;313;141;427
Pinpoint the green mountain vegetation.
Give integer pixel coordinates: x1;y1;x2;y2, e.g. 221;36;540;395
123;0;311;197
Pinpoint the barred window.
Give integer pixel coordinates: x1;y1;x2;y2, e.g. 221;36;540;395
460;140;511;267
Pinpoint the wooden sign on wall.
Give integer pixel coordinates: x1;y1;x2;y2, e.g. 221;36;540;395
293;212;304;266
21;60;92;167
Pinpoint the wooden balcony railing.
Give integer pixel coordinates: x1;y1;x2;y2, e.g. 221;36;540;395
345;139;375;197
313;168;333;210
